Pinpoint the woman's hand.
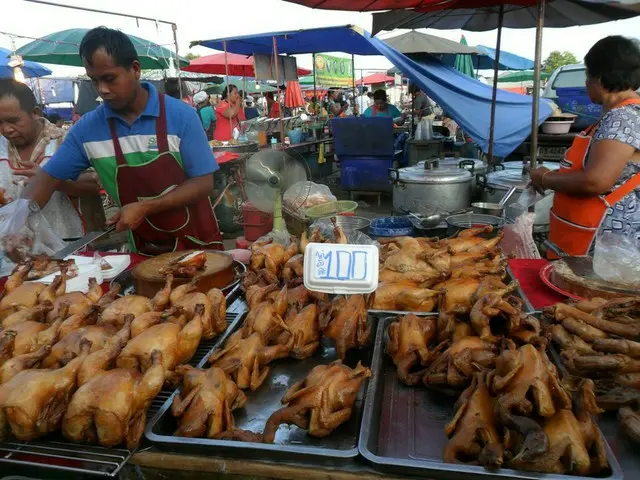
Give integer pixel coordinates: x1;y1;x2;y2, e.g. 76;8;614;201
530;167;551;194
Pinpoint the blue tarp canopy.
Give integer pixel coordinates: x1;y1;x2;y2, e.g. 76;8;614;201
194;25;552;157
440;45;534;71
0;47;52;79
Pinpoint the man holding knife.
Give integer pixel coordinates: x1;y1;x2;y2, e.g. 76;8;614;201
21;27;223;254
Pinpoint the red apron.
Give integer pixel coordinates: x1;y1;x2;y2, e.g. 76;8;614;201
110;93;223;255
548;97;640;257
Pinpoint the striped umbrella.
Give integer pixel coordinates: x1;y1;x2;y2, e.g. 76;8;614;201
454;35;476;78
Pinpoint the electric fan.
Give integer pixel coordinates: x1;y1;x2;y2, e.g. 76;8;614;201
244;148;310;244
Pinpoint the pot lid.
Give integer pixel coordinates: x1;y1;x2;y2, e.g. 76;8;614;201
438;157;488;172
486;162;561;189
397;165;472;184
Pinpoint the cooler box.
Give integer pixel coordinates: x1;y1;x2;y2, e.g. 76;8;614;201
555;87;603;130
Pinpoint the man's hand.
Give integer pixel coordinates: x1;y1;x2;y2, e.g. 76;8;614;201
108;201;150;232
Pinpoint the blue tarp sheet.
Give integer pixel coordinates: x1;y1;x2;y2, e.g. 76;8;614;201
196;25;552;157
439;45;535;71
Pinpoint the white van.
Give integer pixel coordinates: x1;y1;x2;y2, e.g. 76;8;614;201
542;64;586;101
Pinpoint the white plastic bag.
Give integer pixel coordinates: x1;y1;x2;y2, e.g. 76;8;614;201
0;199;66;263
593;231;640;286
309;219;378;246
501;212;541;259
283;181;336;212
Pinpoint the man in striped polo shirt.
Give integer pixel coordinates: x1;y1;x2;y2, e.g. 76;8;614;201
22;27;223;254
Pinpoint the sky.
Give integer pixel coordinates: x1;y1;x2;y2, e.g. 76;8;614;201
1;0;639;77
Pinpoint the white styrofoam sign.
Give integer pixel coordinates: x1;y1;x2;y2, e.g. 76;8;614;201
303;243;379;294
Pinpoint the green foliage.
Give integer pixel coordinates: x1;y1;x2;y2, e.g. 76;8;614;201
543;51;579;74
185;52;200;61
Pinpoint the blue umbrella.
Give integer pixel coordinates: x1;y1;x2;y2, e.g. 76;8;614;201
0;47;52;79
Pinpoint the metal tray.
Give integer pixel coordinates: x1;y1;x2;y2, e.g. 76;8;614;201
358;316;624;480
369;266;534;316
0;311;245;477
145;315;378;465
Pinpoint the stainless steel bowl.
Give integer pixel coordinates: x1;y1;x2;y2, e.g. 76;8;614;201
445;213;505;238
471;202;505;216
311;216;371;234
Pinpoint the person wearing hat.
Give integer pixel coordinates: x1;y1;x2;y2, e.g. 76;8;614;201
193;91;215;140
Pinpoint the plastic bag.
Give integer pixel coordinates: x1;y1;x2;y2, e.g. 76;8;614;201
0;199;66;263
593;230;640;286
309;219;378;246
501;212;541;259
283;181;336;213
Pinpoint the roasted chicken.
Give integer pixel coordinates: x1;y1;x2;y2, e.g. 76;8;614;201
386;315;438;385
41;324;118;369
169;283;226;339
160;251;207;278
278;303;321;360
372;281;440;312
320;295;371;360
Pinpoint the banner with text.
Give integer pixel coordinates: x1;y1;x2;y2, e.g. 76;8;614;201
313;54;353;88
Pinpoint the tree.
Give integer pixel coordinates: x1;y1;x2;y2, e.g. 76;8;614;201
185;52;200;61
542;51;579;74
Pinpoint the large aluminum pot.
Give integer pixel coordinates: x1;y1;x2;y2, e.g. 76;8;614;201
479;163;560;230
390;160;473;215
416;157;487;201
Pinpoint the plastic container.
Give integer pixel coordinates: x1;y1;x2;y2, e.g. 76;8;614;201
287;128;303;144
541;120;574;134
369;216;414;237
240;201;273;241
340;156;394;193
555;87;603;130
305;200;358;219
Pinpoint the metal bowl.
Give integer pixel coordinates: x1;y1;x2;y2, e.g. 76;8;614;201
445;213;505;238
311;216;371;234
471;202;505;216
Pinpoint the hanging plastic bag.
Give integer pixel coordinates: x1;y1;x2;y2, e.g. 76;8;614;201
593;230;640;286
0;199;66;264
283;181;336;212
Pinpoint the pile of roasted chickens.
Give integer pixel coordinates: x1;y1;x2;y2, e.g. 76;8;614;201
169;229;372;443
545;297;640;446
0;262;227;449
375;226;509;313
386;283;611;474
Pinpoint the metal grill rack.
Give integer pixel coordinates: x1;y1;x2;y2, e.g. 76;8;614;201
0;310;247;477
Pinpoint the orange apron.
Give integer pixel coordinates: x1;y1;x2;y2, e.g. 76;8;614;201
548;97;640;257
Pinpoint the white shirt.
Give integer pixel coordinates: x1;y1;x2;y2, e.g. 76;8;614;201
356;94;372;116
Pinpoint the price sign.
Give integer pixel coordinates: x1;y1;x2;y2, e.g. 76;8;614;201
303;243;379;294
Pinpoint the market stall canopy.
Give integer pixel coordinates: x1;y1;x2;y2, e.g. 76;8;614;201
356;72;394;86
441;45;534;71
299;75;315;86
498;70;551;82
195;25;552;157
206;80;277;95
16;28;189;69
182;52;311;77
0;48;51;78
371;0;640;33
382;30;480;55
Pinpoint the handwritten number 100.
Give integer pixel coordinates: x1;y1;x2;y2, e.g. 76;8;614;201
316;251;368;280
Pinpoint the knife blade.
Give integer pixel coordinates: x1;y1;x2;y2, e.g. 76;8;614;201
52;226;115;260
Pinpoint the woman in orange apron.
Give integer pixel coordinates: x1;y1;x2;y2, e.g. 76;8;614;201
530;36;640;257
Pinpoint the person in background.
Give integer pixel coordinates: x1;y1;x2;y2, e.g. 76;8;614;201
214;84;245;141
47;113;64;128
363;89;405;125
0;78;102;239
410;84;434;120
256;93;267;115
307;96;327;116
244;96;260;120
193;91;215;140
327;88;347;117
530;35;640;257
266;92;280;118
356;86;371;117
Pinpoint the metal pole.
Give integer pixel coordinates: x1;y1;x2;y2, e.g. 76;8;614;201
312;53;317;113
223;41;232;138
530;0;546;169
171;24;182;99
487;4;504;167
351;54;356;115
272;36;285;143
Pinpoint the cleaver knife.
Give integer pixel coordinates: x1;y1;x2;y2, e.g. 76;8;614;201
52;226;115;260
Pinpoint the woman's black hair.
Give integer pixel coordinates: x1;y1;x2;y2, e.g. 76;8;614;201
585;36;640;93
221;84;238;101
373;89;387;102
79;26;139;68
0;78;37;112
265;92;274;100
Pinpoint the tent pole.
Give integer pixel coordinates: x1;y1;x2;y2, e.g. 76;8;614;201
351;54;356;114
313;53;317;111
272;35;285;144
224;41;231;137
530;0;546;170
487;4;504;167
172;24;183;99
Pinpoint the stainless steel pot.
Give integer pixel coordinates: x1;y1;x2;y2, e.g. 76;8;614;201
416;157;487;201
479;163;560;229
390;160;473;215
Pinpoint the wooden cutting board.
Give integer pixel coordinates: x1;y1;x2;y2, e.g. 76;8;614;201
132;250;234;298
549;259;640;300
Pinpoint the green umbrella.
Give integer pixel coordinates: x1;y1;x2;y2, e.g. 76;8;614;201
16;28;188;69
498;70;550;83
205;80;276;95
299;75;315;86
454;35;476;79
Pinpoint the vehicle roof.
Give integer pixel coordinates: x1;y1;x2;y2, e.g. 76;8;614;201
556;63;585;72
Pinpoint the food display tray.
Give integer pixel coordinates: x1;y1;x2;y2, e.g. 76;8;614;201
358;316;624;480
369;266;534;316
145;315;378;465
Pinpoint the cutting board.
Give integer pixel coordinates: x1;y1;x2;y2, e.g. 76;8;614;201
548;259;640;300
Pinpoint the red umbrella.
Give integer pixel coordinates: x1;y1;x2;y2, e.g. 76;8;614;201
183;52;311;77
284;0;444;9
356;73;394;86
284;80;305;108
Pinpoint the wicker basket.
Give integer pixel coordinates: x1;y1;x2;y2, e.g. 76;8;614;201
283;206;311;237
304;200;358;219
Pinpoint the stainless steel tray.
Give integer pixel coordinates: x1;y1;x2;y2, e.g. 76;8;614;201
369;266;534;316
145;315;378;465
358;316;624;480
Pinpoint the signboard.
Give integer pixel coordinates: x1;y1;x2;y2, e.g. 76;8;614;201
313;53;353;88
253;54;299;82
303;243;378;294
